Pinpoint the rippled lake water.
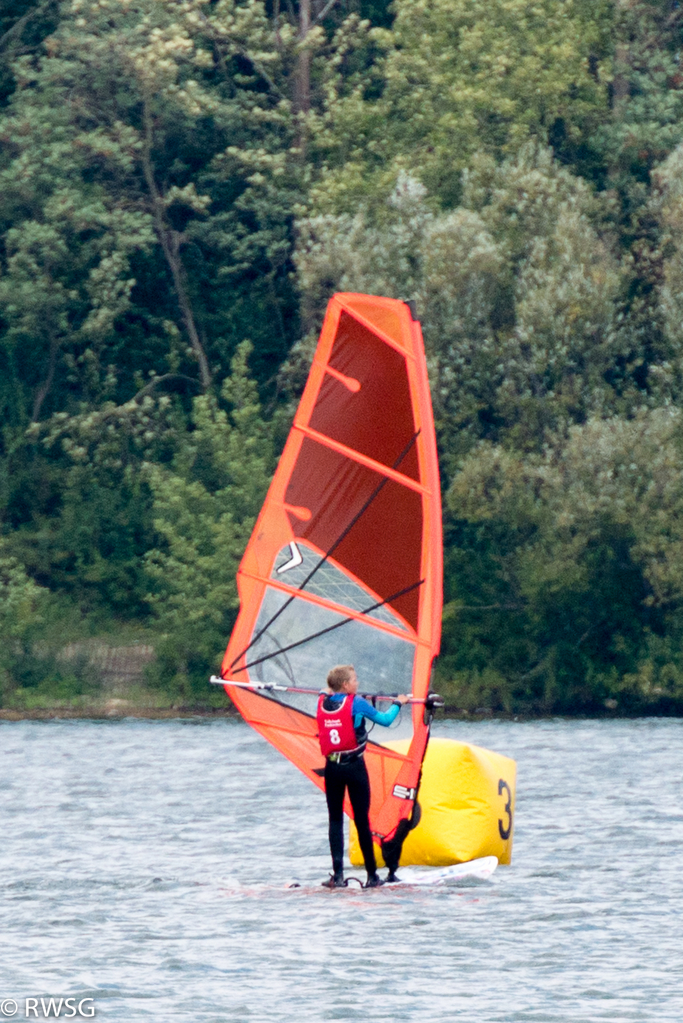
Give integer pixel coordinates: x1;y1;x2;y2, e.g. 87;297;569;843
1;717;682;1022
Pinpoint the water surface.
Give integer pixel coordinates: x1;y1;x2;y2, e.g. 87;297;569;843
1;718;681;1021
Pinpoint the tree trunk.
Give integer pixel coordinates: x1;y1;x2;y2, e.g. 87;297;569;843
612;42;630;120
295;0;311;115
141;100;211;390
31;329;59;422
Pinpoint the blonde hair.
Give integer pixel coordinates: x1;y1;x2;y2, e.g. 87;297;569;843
326;665;355;692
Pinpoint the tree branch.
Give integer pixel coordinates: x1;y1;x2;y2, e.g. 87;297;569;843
450;603;525;611
312;0;340;29
196;10;284;99
0;0;53;52
132;373;202;402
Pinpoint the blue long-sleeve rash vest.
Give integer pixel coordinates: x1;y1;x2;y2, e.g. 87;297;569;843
327;693;401;728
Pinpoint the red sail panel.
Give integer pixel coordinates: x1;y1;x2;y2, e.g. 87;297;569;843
221;293;442;846
285;438;423;628
308;312;420;481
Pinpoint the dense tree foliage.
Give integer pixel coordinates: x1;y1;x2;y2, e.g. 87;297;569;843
2;0;683;713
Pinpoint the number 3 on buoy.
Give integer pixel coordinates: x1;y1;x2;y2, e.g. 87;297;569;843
498;779;513;840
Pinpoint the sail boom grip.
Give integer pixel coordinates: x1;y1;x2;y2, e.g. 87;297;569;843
209;676;442;707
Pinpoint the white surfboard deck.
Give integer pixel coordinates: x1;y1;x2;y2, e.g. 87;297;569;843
384;856;498;886
216;857;499;895
281;856;498;891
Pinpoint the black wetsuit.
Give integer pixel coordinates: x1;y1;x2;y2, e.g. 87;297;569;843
325;755;376;877
322;694;401;876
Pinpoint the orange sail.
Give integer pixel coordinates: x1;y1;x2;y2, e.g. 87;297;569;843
220;293;442;860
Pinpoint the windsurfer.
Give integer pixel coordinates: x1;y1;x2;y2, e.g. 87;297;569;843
317;664;409;889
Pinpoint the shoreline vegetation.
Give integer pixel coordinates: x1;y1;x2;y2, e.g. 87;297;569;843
1;638;681;721
3;1;683;718
2;702;680;721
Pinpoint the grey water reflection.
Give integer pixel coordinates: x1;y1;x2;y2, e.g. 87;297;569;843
1;717;682;1021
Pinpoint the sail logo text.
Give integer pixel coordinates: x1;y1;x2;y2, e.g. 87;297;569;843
393;784;417;800
0;998;95;1018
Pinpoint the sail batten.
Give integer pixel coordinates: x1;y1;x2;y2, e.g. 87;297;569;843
238;571;418;640
293;424;430;494
221;293;442;849
234;578;423;676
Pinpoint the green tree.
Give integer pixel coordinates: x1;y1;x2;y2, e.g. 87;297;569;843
310;0;611;210
0;0;302;426
0;0;303;627
0;540;47;639
0;540;51;703
12;386;182;613
143;341;277;698
0;0;60;106
296;146;622;459
441;409;683;713
653;141;683;397
584;1;683;412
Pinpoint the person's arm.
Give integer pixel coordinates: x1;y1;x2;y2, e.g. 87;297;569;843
353;695;403;727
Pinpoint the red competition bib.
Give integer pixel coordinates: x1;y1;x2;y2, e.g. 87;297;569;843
316;694;359;756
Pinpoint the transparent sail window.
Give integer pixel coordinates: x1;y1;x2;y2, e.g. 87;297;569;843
272;542;410;632
246;585;415;743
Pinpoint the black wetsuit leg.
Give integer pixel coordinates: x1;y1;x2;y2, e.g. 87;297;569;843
324;759;346;874
346;757;377;875
324;757;377;876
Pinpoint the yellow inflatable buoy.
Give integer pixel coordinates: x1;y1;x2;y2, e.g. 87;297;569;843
350;737;516;867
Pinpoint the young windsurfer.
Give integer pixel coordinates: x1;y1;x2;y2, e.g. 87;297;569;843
317;664;409;888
